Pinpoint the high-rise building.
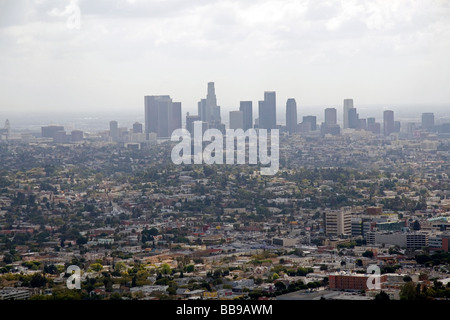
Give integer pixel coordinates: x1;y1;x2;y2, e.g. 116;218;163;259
359;118;367;131
54;130;68;144
302;115;317;131
286;98;298;135
171;102;182;133
4;119;10;136
383;110;395;136
394;121;401;133
71;130;84;142
367;117;381;134
258;91;276;130
198;99;207;122
186;113;201;135
368;122;381;135
325;211;352;236
207;82;220;123
348;108;359;129
324;108;337;125
321;123;340;136
109;121;118;141
144;95;182;138
343;99;354;129
198;82;221;124
239;101;253;131
133;122;143;134
422;113;435;130
229;111;244;130
42;125;64;139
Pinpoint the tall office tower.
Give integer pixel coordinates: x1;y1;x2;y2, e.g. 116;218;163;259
286;98;298;135
171;102;182;133
133;122;143;134
258;91;276;130
229;111;244;130
198;99;207;122
109;121;118;140
383;110;395;136
325;211;352;236
258;101;265;129
422;113;435;130
302;115;317;131
4;119;10;136
359;118;367;131
394;121;401;133
186;113;201;135
407;122;416;135
348;108;359;129
324;108;337;125
206;82;219;122
367;117;379;134
239;101;253;131
198;82;221;127
145;95;181;138
343;99;354;129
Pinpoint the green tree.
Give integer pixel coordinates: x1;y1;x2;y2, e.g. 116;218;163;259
30;273;47;288
159;263;171;275
90;263;103;272
400;282;417;300
375;291;390;301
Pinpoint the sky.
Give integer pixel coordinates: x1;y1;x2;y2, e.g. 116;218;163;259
1;0;450;118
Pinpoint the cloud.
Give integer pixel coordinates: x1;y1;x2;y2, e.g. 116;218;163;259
0;0;450;113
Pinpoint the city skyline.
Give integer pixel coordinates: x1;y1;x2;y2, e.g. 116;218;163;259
1;0;450;114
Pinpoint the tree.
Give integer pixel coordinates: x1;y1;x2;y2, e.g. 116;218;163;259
375;291;390;301
90;263;103;272
400;282;417;300
159;263;171;275
2;253;13;264
141;228;158;243
76;236;88;245
275;282;286;291
415;254;431;265
412;220;421;231
362;250;374;258
403;276;412;282
110;292;121;300
30;273;47;288
184;264;195;273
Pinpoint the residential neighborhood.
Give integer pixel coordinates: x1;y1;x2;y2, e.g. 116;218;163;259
0;128;449;301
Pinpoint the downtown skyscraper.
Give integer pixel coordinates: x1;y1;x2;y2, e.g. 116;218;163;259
239;101;253;131
383;110;395;136
198;82;221;125
144;95;182;138
285;98;298;135
258;91;276;130
324;108;337;125
343;99;354;129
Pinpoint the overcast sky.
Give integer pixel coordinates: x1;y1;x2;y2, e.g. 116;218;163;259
1;0;450;116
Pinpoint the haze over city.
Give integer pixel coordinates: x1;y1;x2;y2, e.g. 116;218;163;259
1;0;450;120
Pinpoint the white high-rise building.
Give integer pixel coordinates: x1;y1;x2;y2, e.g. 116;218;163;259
325;210;352;236
343;99;354;129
